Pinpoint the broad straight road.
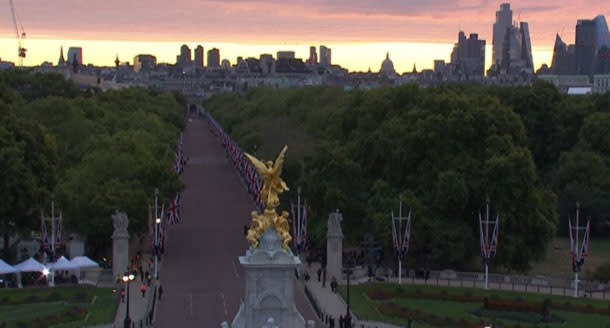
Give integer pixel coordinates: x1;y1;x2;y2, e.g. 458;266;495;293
155;116;319;328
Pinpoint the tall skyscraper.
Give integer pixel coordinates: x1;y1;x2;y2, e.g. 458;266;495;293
551;15;610;75
177;44;191;67
194;45;204;68
319;45;332;66
551;34;575;74
207;48;220;69
492;3;512;66
450;31;486;78
308;46;317;64
489;3;533;75
576;19;597;75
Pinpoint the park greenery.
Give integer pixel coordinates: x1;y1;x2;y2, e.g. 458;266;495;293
0;70;184;261
206;82;610;272
341;283;610;328
0;285;117;328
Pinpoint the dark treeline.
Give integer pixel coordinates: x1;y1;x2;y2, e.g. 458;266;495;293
0;70;184;261
206;81;610;272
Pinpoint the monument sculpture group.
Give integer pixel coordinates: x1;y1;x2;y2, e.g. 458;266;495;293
223;145;311;328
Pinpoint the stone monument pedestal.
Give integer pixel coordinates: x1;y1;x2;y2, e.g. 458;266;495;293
230;228;305;328
326;211;343;284
112;211;129;281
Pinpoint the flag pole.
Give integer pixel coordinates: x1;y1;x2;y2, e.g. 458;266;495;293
154;188;159;280
50;194;55;287
574;201;580;297
485;197;489;290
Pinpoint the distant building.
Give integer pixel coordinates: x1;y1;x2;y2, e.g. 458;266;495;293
450;31;486;79
308;46;318;64
221;59;231;70
259;54;275;74
489;3;533;75
277;51;295;60
576;19;597;75
550;34;575;74
133;54;157;72
550;15;610;76
58;46;66;66
492;3;512;67
67;47;83;66
320;45;332;66
207;48;220;69
379;52;397;77
194;45;204;68
177;44;191;67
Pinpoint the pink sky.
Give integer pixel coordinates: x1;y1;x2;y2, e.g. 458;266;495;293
0;1;609;71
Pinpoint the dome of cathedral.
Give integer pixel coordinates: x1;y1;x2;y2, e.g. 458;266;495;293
380;52;396;75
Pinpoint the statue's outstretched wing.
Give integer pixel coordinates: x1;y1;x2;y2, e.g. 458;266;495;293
245;152;269;179
272;145;288;177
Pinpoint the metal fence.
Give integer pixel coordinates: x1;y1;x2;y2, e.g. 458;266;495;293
355;268;610;300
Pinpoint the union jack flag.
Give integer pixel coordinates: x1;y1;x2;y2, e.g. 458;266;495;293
166;194;181;225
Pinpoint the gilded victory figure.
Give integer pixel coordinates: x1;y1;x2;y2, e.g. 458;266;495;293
244;145;292;249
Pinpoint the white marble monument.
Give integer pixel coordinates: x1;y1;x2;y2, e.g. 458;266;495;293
326;211;343;284
229;228;305;328
111;211;129;280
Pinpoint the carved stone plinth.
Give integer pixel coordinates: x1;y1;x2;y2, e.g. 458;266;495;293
326;212;343;284
111;211;129;280
230;228;305;328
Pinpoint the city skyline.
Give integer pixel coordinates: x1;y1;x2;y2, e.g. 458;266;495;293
0;1;608;73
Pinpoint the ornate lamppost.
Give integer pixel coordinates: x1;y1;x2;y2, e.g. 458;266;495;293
122;272;135;328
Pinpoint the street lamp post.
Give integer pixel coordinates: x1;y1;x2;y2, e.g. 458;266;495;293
343;259;354;328
122;272;135;328
154;188;160;280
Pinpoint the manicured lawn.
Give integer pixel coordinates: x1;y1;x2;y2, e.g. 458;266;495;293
0;286;118;328
341;282;610;328
530;237;610;279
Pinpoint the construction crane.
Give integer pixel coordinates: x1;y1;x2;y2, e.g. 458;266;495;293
9;0;27;66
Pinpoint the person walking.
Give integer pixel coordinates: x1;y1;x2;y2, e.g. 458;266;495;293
140;283;147;297
158;284;163;300
339;315;344;328
120;288;125;303
317;267;322;282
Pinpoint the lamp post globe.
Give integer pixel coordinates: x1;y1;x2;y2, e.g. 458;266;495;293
123;272;134;328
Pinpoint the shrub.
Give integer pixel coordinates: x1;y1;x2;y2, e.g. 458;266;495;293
483;297;489;309
16;322;27;328
463;291;473;298
415;288;423;295
394;285;404;295
541;299;552;316
587;262;610;283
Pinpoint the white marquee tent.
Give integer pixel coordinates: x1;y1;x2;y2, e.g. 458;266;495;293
14;257;46;272
70;256;99;268
49;256;78;270
0;258;17;274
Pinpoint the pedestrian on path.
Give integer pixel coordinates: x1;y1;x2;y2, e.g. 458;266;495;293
140;283;147;297
322;269;326;287
120;288;125;303
339;315;343;328
159;285;163;300
146;272;151;286
317;268;322;282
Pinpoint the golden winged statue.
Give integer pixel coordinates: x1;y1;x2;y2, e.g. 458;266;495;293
244;146;292;249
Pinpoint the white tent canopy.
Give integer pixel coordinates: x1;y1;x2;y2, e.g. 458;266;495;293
70;256;99;268
0;258;17;274
49;256;78;270
14;257;46;272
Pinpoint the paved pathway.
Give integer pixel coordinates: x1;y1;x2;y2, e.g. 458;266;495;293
154;117;320;328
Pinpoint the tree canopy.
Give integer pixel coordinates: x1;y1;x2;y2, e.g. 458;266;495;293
206;83;610;272
0;70;184;259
